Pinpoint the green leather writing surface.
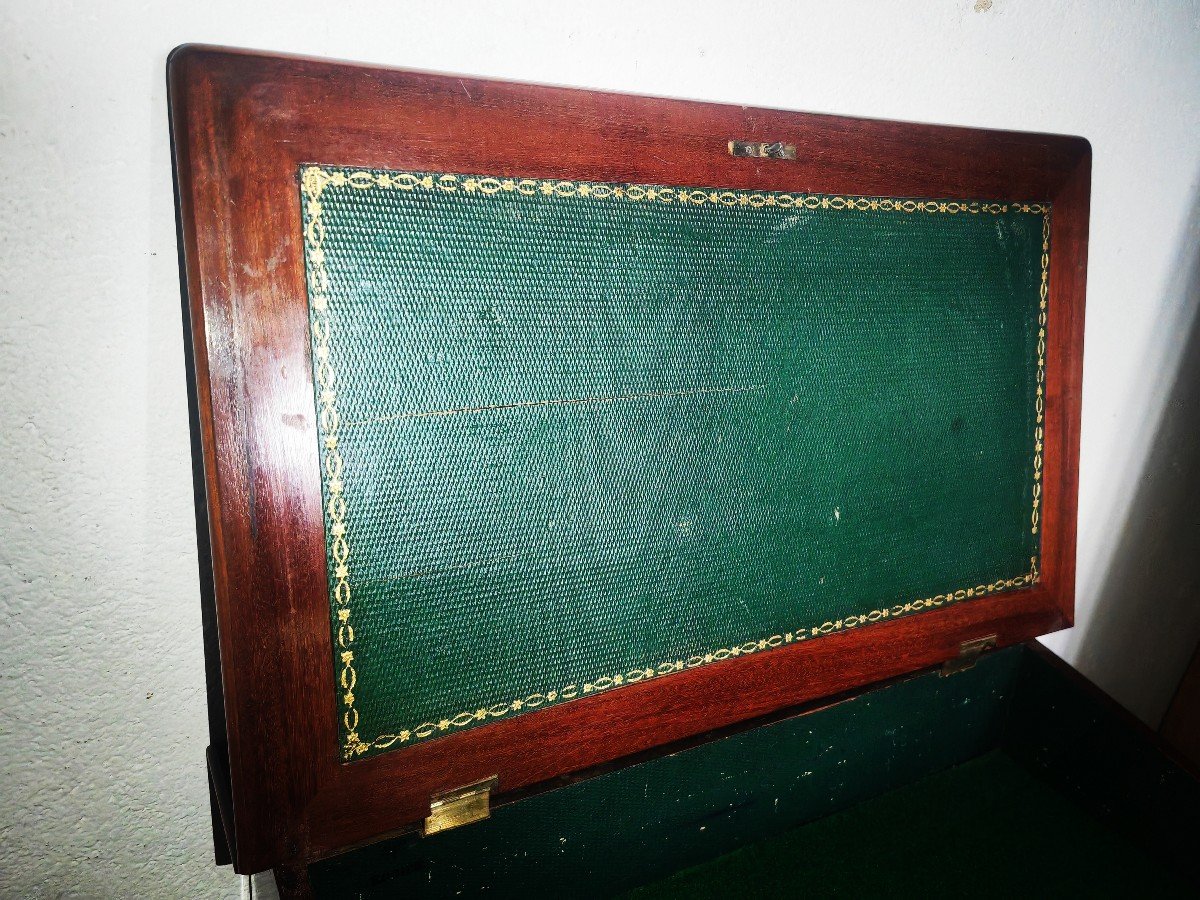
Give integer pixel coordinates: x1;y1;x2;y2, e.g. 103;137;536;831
299;167;1049;760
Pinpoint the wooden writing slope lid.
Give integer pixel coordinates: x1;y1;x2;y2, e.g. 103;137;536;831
168;45;1089;875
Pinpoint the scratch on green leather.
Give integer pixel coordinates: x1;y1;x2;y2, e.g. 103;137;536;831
301;168;1045;756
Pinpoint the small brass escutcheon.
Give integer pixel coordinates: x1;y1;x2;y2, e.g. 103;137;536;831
728;140;798;160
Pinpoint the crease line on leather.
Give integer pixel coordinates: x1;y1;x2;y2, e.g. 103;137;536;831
342;384;767;428
362;552;525;585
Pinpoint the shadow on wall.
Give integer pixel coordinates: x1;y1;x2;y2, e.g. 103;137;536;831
1076;189;1200;727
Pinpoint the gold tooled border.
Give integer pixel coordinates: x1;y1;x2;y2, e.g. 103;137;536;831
300;166;1049;759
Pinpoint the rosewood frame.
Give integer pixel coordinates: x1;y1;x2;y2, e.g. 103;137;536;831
168;45;1090;877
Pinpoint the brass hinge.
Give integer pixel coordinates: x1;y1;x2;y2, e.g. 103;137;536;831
422;776;498;837
939;635;998;677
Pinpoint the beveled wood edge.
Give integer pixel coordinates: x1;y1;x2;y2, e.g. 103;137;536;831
1045;143;1091;633
168;44;1090;872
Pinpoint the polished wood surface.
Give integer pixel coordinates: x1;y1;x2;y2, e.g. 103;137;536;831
168;44;1090;875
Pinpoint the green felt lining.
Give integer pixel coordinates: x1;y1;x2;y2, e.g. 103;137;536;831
307;648;1197;898
623;750;1192;900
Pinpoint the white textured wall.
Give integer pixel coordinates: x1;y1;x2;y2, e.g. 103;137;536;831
1;1;1198;897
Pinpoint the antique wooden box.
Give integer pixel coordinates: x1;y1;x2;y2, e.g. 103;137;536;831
167;45;1200;897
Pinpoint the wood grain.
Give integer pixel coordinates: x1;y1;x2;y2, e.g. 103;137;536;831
167;44;1090;875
